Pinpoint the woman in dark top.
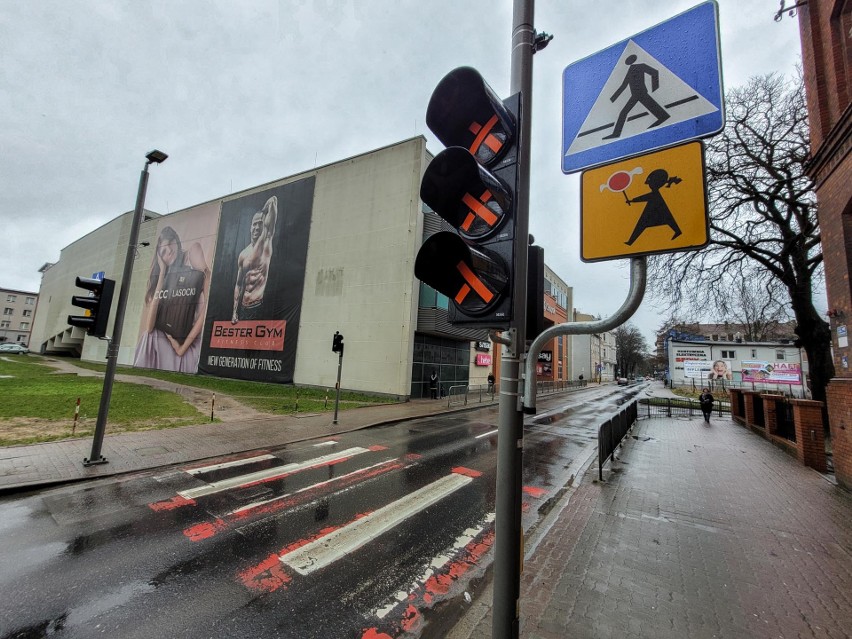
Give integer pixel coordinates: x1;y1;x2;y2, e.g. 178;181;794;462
699;388;715;423
134;226;210;372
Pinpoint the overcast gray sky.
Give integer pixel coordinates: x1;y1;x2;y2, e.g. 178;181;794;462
0;0;803;348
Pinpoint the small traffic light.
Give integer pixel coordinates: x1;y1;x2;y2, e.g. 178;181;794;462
67;276;115;338
332;331;344;354
415;66;520;328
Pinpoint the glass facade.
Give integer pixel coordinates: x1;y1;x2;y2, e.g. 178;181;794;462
411;333;470;398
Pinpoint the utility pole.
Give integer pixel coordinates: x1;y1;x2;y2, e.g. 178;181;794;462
84;150;167;466
492;1;537;637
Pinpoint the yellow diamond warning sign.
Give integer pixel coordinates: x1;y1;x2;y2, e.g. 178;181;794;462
580;141;709;262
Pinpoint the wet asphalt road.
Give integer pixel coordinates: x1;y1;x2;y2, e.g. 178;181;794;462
0;383;647;639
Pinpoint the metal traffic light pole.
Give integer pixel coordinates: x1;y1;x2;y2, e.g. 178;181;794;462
84;150;167;466
492;0;535;636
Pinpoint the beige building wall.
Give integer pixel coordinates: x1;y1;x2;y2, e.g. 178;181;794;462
293;138;425;397
31;138;427;398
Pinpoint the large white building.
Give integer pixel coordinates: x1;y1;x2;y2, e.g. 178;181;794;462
31;138;579;400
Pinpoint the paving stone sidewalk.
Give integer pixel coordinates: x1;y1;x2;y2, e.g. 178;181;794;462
453;416;852;639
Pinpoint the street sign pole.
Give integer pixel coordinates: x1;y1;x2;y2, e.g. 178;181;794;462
492;0;533;637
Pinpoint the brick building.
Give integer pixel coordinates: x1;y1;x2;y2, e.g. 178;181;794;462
796;0;852;488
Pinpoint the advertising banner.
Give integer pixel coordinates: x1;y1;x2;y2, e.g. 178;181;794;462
133;202;220;373
741;361;801;385
683;360;712;379
198;177;316;383
475;353;492;367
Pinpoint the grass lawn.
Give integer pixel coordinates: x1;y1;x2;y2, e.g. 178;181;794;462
0;354;396;446
0;355;204;445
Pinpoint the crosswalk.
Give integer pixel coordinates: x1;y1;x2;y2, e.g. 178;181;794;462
146;428;547;638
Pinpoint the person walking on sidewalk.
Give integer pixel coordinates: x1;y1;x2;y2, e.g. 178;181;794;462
429;371;439;400
699;387;714;423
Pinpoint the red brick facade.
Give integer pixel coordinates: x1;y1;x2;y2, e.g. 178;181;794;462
798;0;852;488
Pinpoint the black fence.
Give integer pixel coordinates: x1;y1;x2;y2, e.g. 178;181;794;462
599;401;638;481
636;397;729;419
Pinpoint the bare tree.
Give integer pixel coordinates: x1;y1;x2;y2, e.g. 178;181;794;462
648;73;833;407
615;323;647;378
717;278;791;342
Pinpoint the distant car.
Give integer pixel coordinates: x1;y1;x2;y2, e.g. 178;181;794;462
0;343;28;355
617;377;628;386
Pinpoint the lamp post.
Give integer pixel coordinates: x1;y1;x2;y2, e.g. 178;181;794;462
84;150;168;466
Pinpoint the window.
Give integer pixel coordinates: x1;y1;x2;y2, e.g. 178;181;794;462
19;322;29;330
3;308;12;316
22;310;32;317
25;297;35;305
776;350;786;361
711;334;718;341
16;336;25;342
721;350;736;359
0;321;9;328
6;295;16;302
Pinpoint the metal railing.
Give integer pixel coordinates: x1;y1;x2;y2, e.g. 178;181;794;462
636;397;729;419
446;383;498;407
599;401;637;480
535;379;587;397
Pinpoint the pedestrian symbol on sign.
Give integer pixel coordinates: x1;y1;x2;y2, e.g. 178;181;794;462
567;41;718;156
602;54;670;139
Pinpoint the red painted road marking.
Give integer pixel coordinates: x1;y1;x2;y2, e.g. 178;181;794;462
182;457;412;542
363;517;496;639
148;495;195;512
523;485;547;498
237;512;371;593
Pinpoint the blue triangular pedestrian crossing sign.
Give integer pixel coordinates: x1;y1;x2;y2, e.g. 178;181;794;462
562;1;724;174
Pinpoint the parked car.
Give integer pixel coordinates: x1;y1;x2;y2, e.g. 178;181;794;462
617;377;628;386
0;343;29;355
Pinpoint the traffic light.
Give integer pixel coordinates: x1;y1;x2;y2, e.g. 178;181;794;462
414;66;520;328
332;331;344;354
527;244;553;341
67;276;115;338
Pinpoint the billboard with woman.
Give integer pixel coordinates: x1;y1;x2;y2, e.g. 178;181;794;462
133;202;219;373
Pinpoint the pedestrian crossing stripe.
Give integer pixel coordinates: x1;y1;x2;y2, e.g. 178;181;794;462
565;40;718;157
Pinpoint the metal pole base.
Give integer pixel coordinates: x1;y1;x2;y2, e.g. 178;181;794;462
83;456;109;467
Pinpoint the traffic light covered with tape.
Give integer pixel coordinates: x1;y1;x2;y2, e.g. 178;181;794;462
67;276;115;338
415;66;520;328
332;331;344;354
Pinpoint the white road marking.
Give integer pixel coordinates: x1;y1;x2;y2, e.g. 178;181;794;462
226;459;397;516
280;473;474;575
475;429;498;439
177;446;370;499
185;454;277;475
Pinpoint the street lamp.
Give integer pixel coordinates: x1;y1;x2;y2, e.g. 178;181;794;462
84;150;168;466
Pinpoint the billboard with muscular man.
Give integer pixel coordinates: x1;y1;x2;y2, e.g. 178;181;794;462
198;177;315;383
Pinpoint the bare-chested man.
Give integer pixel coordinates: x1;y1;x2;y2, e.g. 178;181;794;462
232;195;277;323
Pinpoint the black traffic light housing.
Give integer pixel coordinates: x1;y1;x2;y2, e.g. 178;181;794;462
67;276;115;338
332;331;344;354
415;66;521;328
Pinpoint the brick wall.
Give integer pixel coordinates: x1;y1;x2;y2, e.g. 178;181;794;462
827;379;852;488
799;0;852;489
791;399;828;472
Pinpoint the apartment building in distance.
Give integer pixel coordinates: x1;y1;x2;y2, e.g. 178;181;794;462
0;287;38;346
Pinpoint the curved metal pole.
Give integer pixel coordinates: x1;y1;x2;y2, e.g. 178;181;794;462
489;330;512;346
522;256;647;414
